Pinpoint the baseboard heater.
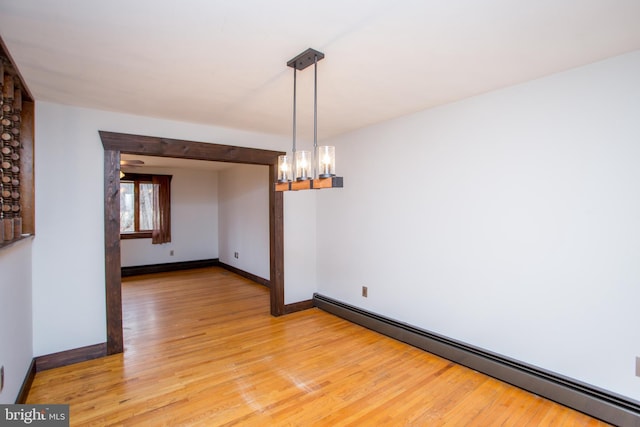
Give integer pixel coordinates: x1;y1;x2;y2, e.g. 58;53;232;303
313;293;640;426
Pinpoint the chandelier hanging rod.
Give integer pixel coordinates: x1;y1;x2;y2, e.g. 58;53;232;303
288;49;324;178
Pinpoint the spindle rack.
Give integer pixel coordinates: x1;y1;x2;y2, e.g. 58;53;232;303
0;36;34;250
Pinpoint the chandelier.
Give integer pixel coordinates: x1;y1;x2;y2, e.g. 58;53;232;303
275;48;343;192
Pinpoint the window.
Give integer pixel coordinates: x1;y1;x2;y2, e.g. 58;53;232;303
120;178;153;236
120;173;172;243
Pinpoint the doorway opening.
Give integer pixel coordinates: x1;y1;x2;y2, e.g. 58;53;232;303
101;131;285;354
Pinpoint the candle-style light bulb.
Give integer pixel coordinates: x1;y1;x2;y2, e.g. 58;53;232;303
299;159;307;178
321;155;331;175
295;150;311;180
317;146;335;178
277;155;291;182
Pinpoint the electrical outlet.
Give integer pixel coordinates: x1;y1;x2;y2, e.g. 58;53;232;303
170;250;174;256
1;365;4;393
234;252;239;259
362;286;368;298
636;357;640;377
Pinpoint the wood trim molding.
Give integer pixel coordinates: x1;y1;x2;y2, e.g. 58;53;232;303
104;149;123;354
120;231;152;240
283;299;314;314
0;36;34;101
35;343;107;372
270;164;285;315
15;359;36;404
313;293;640;427
19;100;35;235
100;131;286;355
218;262;270;287
99;131;283;165
122;259;219;277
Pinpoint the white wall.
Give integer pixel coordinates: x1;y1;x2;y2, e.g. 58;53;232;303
317;50;640;401
121;166;219;266
218;164;269;280
284;190;317;304
0;239;33;403
33;102;298;356
216;163;318;303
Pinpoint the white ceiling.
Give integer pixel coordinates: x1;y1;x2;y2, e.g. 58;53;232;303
1;0;640;141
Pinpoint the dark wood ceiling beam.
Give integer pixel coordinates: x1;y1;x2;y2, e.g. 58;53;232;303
99;131;284;165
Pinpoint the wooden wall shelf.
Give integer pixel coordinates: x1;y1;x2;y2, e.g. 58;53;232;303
1;36;35;248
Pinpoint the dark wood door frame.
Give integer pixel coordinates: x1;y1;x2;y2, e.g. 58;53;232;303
100;131;285;354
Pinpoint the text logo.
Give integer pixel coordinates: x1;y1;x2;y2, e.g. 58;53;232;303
0;405;69;426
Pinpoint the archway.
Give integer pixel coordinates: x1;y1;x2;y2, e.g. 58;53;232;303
100;131;285;354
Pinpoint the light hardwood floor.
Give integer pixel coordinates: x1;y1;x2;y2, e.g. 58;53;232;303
27;267;609;426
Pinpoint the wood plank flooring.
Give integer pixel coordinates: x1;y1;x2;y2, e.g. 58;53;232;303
27;267;609;426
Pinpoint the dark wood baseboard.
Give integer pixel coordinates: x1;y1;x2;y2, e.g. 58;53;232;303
219;262;270;288
217;264;312;313
15;358;36;403
121;258;219;277
313;293;640;427
35;343;108;372
284;299;314;314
